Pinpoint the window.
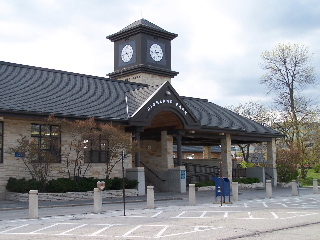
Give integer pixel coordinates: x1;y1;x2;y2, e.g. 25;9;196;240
31;124;61;163
0;122;3;163
84;137;110;163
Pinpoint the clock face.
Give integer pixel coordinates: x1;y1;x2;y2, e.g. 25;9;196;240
121;44;134;62
150;44;163;62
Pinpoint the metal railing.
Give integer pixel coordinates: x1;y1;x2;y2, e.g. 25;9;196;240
141;161;166;182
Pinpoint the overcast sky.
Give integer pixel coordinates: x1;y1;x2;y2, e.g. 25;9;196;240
1;0;319;108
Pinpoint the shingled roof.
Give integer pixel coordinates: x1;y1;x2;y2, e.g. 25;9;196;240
106;18;178;41
0;61;143;120
0;61;282;137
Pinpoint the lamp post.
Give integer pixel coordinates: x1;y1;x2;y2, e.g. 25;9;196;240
121;150;126;216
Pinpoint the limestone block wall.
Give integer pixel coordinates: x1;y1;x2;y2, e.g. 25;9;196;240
140;131;174;171
0;117;132;200
117;73;171;86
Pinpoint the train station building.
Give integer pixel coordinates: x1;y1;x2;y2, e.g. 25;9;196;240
0;19;283;198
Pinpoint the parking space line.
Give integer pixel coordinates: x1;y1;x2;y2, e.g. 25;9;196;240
57;224;87;235
30;223;75;234
89;224;122;236
0;224;29;233
151;211;163;218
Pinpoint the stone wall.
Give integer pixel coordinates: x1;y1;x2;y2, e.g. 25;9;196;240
0;117;133;200
5;189;138;202
140;131;174;171
117;73;171;86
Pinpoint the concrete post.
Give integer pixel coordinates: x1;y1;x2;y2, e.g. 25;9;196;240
313;179;319;194
292;180;298;196
189;184;196;206
266;180;272;198
94;188;102;213
232;182;239;202
29;190;38;219
147;186;154;209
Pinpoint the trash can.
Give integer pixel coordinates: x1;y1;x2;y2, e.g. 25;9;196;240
213;177;231;202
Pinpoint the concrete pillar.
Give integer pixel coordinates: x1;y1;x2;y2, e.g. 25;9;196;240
203;146;212;159
94;188;102;213
189;184;196;206
176;134;182;166
147;186;154;209
135;131;141;167
313;179;319;194
161;130;174;169
29;190;38;219
221;134;232;180
267;138;278;187
292;180;298;196
126;167;146;196
232;182;239;202
266;180;272;198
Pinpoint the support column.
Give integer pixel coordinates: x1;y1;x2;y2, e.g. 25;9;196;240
267;138;278;187
176;134;182;166
135;131;141;167
221;134;232;180
203;146;212;159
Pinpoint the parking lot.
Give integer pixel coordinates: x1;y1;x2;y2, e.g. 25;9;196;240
1;187;320;239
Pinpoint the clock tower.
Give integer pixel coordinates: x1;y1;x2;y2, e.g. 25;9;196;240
106;19;179;85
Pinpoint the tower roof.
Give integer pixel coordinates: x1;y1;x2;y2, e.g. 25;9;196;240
107;18;178;41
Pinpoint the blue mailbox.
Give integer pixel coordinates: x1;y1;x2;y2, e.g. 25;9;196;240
213;177;231;202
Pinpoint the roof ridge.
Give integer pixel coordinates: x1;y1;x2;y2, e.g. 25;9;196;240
181;96;209;102
121;18;166;32
0;60;148;87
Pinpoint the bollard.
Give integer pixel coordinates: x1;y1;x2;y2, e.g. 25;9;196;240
232;182;239;202
313;179;319;194
292;180;298;196
29;190;38;219
94;188;102;213
266;180;272;198
147;186;154;209
189;184;196;206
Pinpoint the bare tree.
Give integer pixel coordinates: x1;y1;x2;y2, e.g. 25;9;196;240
228;101;271;164
260;43;317;177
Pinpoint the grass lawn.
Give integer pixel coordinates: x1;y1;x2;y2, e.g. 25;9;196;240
300;169;320;186
306;169;320;179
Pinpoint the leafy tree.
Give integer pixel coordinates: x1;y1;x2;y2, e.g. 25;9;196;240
260;43;318;178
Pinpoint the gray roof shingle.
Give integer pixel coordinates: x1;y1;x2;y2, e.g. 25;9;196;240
0;61;144;120
0;61;282;137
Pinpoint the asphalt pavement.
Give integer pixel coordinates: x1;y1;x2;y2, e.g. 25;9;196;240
0;186;316;220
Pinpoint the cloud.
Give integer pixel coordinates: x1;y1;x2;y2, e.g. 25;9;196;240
0;0;319;109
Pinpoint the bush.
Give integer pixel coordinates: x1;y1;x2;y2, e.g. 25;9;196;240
233;177;260;184
195;181;215;187
6;177;46;193
313;164;320;173
46;178;78;193
6;177;139;193
300;177;313;186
